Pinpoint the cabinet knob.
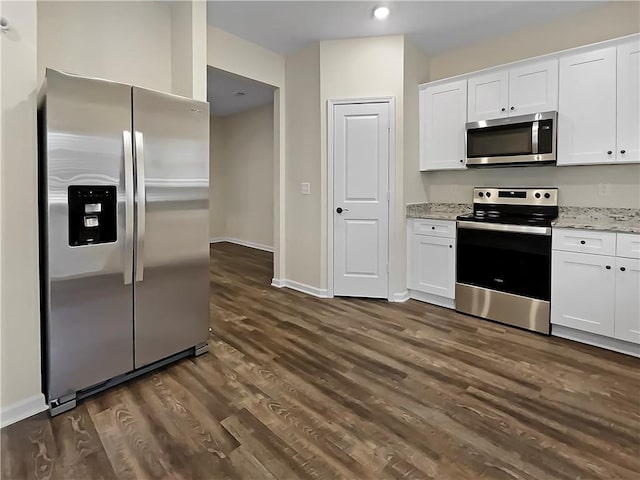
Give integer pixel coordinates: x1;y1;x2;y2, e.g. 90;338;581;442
620;149;626;154
431;226;435;230
580;240;586;245
605;265;611;270
621;266;626;272
459;159;464;163
449;245;452;248
510;106;515;111
501;107;506;112
607;150;613;155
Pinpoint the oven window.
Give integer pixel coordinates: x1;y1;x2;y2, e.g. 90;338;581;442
456;228;551;300
467;122;533;158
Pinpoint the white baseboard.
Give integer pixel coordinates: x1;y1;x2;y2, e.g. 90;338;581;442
210;237;274;253
409;289;456;309
390;290;410;302
271;278;330;298
552;325;640;358
1;393;47;428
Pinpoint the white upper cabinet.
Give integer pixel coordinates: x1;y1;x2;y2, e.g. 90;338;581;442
467;60;558;122
558;47;617;166
467;71;509;122
420;80;467;171
617;40;640;164
508;59;559;116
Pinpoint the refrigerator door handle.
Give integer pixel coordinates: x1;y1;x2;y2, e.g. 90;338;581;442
123;130;134;285
134;130;146;282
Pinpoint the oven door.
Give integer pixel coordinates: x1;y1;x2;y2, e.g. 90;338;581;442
455;222;552;333
456;223;551;301
466;111;556;166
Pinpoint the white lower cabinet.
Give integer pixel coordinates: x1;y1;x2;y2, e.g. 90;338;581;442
551;228;640;354
551;251;615;336
614;257;640;343
410;235;455;298
407;219;456;308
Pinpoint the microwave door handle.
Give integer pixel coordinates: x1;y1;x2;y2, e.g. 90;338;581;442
134;131;146;283
532;120;539;154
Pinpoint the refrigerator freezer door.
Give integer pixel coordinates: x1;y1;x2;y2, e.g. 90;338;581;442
132;87;210;368
42;70;134;401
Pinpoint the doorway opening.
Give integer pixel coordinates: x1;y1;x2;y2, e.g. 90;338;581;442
207;67;276;283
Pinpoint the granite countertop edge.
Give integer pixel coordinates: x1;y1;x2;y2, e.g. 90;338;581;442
406;203;640;234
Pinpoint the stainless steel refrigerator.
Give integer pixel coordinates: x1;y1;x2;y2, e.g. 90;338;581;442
38;69;210;415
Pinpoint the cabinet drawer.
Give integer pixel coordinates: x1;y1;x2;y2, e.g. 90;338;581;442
617;233;640;259
552;228;616;256
413;219;456;238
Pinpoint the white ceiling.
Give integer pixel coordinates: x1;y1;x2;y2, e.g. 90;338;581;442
207;66;275;116
207;1;604;56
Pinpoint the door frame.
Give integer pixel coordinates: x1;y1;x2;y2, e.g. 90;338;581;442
327;97;396;300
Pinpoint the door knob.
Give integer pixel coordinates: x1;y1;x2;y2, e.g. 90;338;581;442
336;207;349;214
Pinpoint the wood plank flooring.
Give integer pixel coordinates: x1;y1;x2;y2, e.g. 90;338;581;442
2;242;639;479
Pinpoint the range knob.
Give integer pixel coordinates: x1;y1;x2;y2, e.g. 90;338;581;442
486;192;491;198
478;192;484;197
544;193;551;199
535;192;541;199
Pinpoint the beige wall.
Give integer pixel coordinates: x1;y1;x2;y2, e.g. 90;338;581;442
320;36;406;294
423;2;640;208
209;104;275;248
37;1;173;93
170;0;207;101
430;1;640;80
284;44;322;287
1;0;42;413
208;26;285;279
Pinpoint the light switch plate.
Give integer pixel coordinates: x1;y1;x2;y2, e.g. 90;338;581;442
301;182;310;195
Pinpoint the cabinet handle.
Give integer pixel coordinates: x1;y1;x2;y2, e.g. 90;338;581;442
501;107;506;112
620;149;626;154
510;106;515;111
605;265;611;270
620;266;626;272
580;240;586;245
607;150;613;155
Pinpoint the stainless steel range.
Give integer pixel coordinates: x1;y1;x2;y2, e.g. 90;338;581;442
455;187;558;334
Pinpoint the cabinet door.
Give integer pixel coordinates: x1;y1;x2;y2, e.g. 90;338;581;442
420;81;467;171
558;47;616;165
410;235;455;299
551;251;615;336
614;257;640;344
617;40;640;164
508;59;558;116
467;71;509;122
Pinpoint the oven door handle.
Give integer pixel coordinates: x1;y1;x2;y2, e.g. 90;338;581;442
457;221;551;236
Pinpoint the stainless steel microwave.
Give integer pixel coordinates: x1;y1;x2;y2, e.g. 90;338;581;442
465;111;557;167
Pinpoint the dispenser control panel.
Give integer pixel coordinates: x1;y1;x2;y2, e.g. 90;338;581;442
68;186;117;246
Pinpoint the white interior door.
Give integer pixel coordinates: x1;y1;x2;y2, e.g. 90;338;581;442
333;102;390;298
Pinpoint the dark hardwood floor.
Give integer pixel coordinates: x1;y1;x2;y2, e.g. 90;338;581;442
2;242;640;479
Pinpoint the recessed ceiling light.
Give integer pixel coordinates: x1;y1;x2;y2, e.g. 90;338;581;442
373;6;389;20
233;91;246;97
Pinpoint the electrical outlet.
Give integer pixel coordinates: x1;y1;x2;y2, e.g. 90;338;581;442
598;183;611;197
301;182;310;195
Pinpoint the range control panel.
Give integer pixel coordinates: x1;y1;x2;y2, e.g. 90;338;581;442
68;185;117;246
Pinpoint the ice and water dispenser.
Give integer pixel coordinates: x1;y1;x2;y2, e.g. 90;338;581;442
68;186;117;246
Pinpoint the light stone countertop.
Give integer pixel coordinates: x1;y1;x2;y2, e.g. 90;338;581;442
406;203;471;221
552;207;640;234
